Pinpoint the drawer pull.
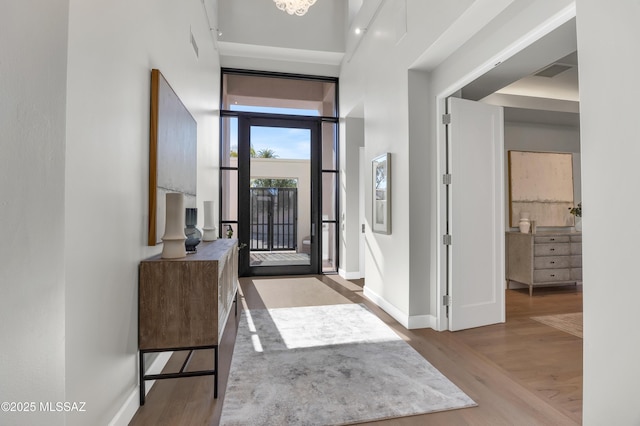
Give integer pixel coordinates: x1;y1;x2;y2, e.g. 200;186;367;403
550;248;555;251
550;261;555;264
550;238;555;241
550;274;556;277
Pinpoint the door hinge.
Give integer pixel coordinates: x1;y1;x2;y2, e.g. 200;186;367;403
443;234;452;245
361;224;365;233
442;173;452;185
442;113;451;125
443;295;451;306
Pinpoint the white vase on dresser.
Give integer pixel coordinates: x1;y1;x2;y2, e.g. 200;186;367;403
518;212;531;233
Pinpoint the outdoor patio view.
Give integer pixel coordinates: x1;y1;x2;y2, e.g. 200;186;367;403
248;127;311;267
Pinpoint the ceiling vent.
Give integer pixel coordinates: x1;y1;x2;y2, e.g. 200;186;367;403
534;64;573;78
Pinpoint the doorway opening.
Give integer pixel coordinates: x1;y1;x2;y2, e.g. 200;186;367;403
436;14;580;331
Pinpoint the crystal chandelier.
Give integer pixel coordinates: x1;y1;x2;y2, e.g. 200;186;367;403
273;0;317;16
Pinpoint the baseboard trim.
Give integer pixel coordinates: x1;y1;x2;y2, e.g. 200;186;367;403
338;269;363;280
108;351;173;426
408;314;437;329
363;286;435;330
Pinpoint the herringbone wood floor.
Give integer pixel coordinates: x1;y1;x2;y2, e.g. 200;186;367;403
130;276;582;425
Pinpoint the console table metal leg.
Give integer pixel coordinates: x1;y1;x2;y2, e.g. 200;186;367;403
234;289;238;317
139;351;146;406
138;345;219;406
214;345;219;398
180;350;194;373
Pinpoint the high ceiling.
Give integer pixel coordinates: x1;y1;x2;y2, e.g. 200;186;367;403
216;0;348;76
214;1;580;126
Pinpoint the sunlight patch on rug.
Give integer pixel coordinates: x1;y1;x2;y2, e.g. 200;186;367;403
531;312;583;338
220;304;476;425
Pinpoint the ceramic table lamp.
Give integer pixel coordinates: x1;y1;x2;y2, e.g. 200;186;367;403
161;193;187;258
202;200;218;241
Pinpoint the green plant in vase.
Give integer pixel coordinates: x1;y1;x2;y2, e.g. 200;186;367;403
568;202;582;217
568;202;582;231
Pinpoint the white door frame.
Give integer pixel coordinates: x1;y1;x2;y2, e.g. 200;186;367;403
434;5;576;331
359;147;365;277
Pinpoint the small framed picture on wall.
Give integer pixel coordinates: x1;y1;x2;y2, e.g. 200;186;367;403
372;153;391;234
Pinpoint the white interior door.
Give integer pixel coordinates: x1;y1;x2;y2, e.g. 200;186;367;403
447;97;505;331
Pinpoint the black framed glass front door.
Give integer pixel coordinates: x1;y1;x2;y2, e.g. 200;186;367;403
219;69;339;276
237;116;321;276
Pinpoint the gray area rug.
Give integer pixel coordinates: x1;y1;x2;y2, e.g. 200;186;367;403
220;304;476;425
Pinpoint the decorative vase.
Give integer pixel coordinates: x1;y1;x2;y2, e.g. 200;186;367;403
202;200;217;241
162;193;187;259
519;212;531;234
184;208;202;253
574;216;582;232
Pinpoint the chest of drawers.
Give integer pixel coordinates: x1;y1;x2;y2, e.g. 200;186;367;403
506;231;582;296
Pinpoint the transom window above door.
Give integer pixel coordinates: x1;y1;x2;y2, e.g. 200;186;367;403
221;72;337;117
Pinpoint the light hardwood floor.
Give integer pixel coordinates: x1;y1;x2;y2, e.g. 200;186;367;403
130;276;582;425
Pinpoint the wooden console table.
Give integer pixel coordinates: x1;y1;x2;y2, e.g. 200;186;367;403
138;239;238;405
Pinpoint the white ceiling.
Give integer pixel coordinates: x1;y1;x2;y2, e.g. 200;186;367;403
215;2;580;126
462;18;580;126
496;57;579;102
216;0;347;76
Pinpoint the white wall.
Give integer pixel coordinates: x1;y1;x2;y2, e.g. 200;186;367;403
0;1;68;424
340;0;478;327
407;70;434;322
340;117;364;278
576;1;640;423
64;0;220;424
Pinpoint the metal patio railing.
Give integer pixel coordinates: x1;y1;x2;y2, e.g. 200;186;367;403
250;188;297;251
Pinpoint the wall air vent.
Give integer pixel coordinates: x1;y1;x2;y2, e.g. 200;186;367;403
534;64;572;78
